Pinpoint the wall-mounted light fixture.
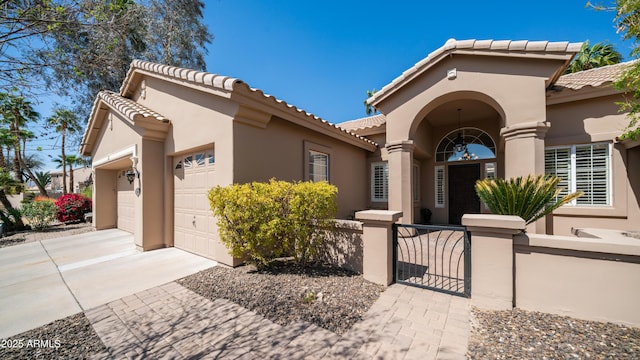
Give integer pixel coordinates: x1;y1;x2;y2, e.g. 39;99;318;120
125;169;136;184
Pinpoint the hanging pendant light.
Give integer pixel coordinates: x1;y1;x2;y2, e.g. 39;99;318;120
454;108;467;153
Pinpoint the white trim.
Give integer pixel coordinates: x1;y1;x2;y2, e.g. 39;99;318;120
434;165;445;208
92;145;137;168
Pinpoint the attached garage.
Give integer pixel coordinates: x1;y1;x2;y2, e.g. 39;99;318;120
116;170;136;233
173;148;217;258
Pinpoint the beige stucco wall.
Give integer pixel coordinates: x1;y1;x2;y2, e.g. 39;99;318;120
545;94;640;234
375;55;565;225
514;233;640;327
233;117;369;219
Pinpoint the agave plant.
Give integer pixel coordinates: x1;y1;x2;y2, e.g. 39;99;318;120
475;175;583;225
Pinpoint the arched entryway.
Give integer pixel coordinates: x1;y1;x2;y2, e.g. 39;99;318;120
435;127;497;224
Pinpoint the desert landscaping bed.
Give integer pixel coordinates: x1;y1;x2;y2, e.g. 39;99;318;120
178;262;386;335
0;222;93;248
468;307;640;359
0;313;107;360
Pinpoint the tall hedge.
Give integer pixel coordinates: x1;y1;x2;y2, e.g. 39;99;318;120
208;180;337;267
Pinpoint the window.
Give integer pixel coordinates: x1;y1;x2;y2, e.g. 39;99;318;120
184;155;193;169
195;153;205;166
544;143;610;206
484;162;496;180
435;165;445;208
308;150;329;182
207;151;215;165
371;162;388;202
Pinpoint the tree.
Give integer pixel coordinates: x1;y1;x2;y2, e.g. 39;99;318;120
0;168;25;229
33;170;51;192
2;0;213;113
588;1;640;140
0;91;47;196
613;0;640;140
364;89;377;116
53;154;84;193
47;108;81;194
564;41;622;74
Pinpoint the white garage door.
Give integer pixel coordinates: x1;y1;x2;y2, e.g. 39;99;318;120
173;149;217;258
117;170;135;233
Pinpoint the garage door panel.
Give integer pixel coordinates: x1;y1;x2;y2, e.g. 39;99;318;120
117;171;135;233
173;149;216;259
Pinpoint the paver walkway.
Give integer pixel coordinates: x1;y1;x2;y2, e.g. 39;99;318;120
86;282;470;359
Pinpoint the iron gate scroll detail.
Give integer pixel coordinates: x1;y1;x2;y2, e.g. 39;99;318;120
393;223;471;297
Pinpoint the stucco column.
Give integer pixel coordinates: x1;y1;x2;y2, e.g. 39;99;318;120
462;214;525;310
356;210;403;286
500;121;550;233
386;140;414;224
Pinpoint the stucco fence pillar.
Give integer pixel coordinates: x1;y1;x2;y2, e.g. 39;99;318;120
462;214;525;310
355;210;403;286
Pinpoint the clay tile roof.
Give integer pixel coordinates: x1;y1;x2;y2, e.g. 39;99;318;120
119;60;377;150
338;114;387;132
554;61;637;90
97;90;169;122
368;39;582;106
121;59;241;94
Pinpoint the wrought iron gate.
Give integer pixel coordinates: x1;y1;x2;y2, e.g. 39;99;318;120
393;223;470;297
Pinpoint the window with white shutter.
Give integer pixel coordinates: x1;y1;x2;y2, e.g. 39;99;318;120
544;143;610;206
308;150;329;182
371;162;388;202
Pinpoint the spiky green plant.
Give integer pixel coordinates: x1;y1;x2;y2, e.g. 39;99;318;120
475;175;583;225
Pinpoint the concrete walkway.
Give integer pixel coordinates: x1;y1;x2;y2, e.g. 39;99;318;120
86;282;470;359
0;229;216;338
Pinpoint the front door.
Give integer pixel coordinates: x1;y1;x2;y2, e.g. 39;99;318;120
448;163;481;225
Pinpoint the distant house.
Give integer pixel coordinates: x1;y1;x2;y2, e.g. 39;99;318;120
80;38;639;266
48;167;92;195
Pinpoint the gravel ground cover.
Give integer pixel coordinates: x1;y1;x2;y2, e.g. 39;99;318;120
0;222;92;248
468;307;640;359
178;261;385;335
0;313;107;360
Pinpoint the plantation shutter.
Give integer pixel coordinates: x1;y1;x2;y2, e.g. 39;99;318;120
371;162;388;202
544;147;571;200
435;165;445;208
575;143;609;205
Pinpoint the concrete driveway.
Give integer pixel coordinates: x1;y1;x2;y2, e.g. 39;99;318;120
0;229;216;338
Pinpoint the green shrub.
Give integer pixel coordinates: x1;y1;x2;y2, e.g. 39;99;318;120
475;174;583;225
22;199;58;231
208;179;337;268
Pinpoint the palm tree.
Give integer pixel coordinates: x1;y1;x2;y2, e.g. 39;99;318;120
47;108;81;194
0;168;25;229
53;154;84;193
565;41;623;74
0;92;45;195
475;175;583;225
364;89;377;116
33;171;51;192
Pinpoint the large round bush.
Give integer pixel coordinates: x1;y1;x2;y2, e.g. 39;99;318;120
55;194;92;223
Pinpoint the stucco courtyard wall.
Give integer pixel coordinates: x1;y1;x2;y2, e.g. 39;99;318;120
463;214;640;328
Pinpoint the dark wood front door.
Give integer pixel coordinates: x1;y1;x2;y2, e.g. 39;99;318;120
448;163;481;225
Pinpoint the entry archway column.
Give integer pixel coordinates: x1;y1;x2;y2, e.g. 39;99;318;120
500;121;550;233
386;140;414;224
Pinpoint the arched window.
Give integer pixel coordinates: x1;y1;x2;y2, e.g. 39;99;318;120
436;128;496;162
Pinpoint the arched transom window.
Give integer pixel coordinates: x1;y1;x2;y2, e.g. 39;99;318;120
436;128;496;162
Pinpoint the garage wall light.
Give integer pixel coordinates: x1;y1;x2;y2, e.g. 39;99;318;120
125;168;139;184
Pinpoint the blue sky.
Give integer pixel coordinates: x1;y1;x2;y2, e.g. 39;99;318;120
33;0;634;170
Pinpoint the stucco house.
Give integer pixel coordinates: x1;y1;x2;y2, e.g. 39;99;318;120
81;38;640;266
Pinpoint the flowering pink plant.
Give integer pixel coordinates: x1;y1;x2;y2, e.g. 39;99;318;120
55;194;92;223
